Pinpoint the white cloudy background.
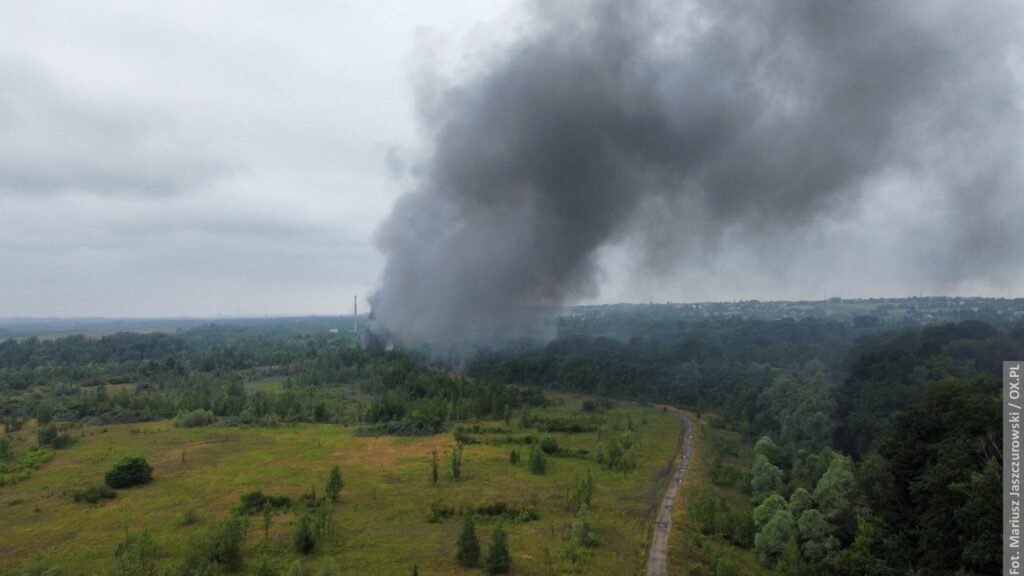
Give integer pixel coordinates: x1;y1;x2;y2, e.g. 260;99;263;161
1;1;1021;318
0;1;523;316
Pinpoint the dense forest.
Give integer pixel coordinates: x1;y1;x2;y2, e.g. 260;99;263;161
0;324;542;435
471;312;1021;575
1;307;1018;575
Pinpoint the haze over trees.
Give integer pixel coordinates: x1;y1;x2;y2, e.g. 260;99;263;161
472;308;1020;575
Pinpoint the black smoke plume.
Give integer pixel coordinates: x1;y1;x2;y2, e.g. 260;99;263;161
370;0;1024;346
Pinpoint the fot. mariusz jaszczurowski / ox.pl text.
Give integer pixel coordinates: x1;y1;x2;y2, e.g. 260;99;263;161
1006;361;1022;575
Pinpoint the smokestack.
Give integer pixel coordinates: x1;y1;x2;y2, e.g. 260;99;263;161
353;295;358;335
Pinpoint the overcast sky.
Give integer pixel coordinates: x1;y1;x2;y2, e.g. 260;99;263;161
1;1;1021;318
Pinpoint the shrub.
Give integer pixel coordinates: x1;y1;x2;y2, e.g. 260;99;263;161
110;530;158;576
206;516;245;572
253;557;277;576
456;515;480;567
37;424;74;449
285;561;308;576
180;509;203;526
325;465;343;503
528;445;547;475
293;513;317;555
105;457;153;488
316;558;339;576
485;523;511;574
571;504;597;549
539;435;559;454
570;469;596;511
427;501;457;523
72;485;117;504
297;486;323;509
239;491;291;515
172;409;215;428
181;516;245;574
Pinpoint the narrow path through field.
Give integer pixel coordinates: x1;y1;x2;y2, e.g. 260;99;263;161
645;409;693;576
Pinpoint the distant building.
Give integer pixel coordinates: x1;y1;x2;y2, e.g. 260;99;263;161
329;328;339;334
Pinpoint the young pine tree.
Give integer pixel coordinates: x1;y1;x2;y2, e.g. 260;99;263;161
570;469;596;511
451;444;464;481
486;523;511;574
326;465;343;503
262;502;273;546
529;444;547;475
293;513;317;555
456;515;480;567
431;450;439;485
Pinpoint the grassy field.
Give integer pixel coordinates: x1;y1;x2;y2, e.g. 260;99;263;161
0;397;681;575
667;416;767;576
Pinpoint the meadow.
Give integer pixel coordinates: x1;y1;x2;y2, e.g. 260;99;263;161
0;397;682;575
667;416;767;576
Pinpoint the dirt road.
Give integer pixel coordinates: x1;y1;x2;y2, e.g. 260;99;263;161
645;410;693;576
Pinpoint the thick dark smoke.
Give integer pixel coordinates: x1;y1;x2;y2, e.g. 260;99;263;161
370;0;1024;346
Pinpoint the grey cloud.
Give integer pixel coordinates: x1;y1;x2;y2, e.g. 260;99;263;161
0;61;230;196
370;0;1024;345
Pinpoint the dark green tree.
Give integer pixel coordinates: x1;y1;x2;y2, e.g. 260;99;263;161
293;513;317;555
37;423;72;449
205;516;243;569
528;444;546;475
456;515;480;567
326;465;343;503
485;523;511;574
451;444;464;481
431;450;439;485
105;457;153;488
570;469;595;511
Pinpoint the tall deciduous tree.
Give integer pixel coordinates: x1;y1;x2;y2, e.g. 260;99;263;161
750;454;783;504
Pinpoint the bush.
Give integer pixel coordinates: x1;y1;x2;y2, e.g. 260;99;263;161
72;485;117;504
239;491;291;515
182;516;244;573
110;530;158;576
486;523;511;574
325;465;343;503
180;509;203;526
456;515;480;567
172;409;215;428
528;445;547;475
253;557;277;576
105;457;153;488
539;435;559;454
37;424;74;449
293;513;317;555
209;516;245;571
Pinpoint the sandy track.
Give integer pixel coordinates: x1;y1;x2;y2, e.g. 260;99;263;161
645;410;693;576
